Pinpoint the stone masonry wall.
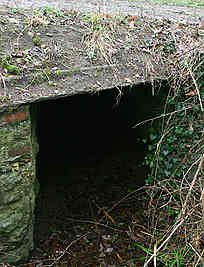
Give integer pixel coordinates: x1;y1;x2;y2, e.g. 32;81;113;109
0;105;37;264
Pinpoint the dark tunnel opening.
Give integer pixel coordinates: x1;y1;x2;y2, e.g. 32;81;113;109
36;86;149;184
32;83;164;242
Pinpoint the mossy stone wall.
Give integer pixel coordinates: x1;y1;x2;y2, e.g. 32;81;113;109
0;105;37;263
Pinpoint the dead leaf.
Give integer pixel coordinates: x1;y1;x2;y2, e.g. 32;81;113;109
116;253;123;262
127;16;138;29
109;21;114;31
104;210;115;224
103;13;110;20
127;16;138;23
185;90;197;96
129;20;135;29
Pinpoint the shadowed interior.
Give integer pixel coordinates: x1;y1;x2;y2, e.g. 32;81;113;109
33;83;162;240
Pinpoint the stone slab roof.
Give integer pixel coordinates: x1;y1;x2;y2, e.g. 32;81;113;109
0;5;203;110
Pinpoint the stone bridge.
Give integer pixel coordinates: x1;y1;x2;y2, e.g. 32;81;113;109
0;3;203;263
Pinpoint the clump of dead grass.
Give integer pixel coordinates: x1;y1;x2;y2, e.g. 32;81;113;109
26;13;50;27
82;13;120;64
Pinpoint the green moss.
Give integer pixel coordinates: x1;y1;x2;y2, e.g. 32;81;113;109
32;36;41;46
6;64;21;74
0;106;35;263
1;56;21;75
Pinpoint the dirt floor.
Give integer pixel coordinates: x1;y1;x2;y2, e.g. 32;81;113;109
1;0;204;24
25;140;150;267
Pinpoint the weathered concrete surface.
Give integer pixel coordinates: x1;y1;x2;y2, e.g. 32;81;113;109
0;106;36;263
0;4;203;111
0;6;165;110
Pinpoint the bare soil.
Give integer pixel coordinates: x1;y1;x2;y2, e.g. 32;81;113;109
29;142;149;267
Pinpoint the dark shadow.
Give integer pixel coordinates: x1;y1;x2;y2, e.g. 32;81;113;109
31;82;164;241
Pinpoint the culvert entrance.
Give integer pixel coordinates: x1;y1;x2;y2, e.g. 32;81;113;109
32;83;164;261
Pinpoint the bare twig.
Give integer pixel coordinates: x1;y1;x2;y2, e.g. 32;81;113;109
201;188;204;232
0;72;7;90
180;154;204;219
188;242;204;267
143;219;185;267
132;105;196;128
189;68;203;112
